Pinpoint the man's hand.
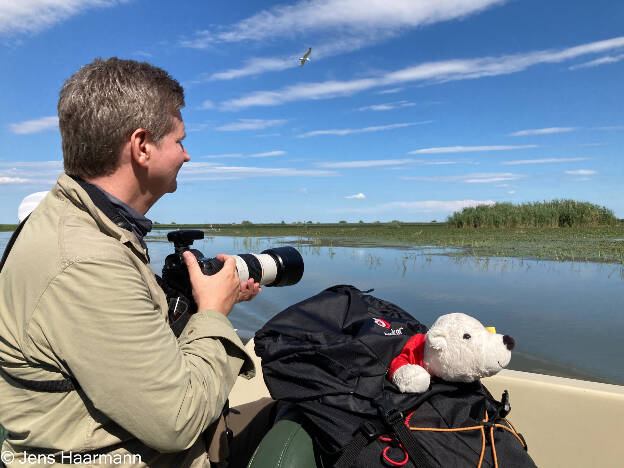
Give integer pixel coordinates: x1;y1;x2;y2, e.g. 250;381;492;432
237;278;261;302
183;251;239;316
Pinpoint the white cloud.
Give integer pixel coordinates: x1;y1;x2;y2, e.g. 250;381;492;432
402;172;524;183
200;150;286;159
378;87;404;95
214;119;287;131
421;160;457;165
0;160;63;185
345;193;366;199
249;150;286;158
223;78;379;110
179;162;336;180
193;36;381;83
186;122;212;132
357;100;416;112
508;127;577;136
299;121;431;138
221;36;624;110
0;177;29;184
200;153;244;159
502;157;589;165
0;0;127;36
198;99;215;110
569;53;624;70
508;190;516;194
351;199;495;214
595;125;624;131
317;158;458;168
206;57;295;81
10;116;59;134
409;145;536;154
318;159;413;168
182;0;504;46
564;169;596;175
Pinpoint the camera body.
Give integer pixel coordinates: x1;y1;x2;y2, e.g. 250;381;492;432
160;230;304;335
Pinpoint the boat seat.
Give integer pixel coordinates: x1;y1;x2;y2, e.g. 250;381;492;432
247;406;325;468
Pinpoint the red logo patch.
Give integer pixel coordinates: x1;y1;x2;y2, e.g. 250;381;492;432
373;318;391;328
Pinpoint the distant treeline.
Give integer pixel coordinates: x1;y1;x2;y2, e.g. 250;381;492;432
447;200;618;228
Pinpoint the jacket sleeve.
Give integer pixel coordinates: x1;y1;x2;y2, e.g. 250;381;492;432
27;254;254;453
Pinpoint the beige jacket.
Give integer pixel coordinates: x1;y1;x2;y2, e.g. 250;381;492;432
0;174;254;467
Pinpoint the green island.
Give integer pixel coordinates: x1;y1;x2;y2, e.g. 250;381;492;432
3;201;623;264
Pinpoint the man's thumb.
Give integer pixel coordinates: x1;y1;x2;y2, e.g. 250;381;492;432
182;251;201;277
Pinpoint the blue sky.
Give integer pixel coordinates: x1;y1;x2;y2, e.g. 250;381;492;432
1;0;623;223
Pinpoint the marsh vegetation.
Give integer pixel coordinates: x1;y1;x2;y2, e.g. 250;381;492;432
142;221;624;264
447;200;617;228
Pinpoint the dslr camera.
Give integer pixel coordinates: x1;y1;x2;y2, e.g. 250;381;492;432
160;230;304;335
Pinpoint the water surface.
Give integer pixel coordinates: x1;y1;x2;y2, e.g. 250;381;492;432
2;231;622;385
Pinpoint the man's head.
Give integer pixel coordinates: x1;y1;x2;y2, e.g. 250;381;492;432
58;57;185;179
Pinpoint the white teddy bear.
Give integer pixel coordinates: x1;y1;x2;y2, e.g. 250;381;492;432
389;313;515;393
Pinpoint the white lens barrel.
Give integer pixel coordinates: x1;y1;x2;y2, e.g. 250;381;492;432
253;253;278;285
233;256;250;282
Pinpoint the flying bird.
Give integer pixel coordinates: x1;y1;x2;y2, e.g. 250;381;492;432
299;47;311;66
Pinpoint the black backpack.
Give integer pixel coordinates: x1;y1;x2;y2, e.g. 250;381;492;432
255;285;537;467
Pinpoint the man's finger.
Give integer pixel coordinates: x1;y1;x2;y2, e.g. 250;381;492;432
219;256;238;275
182;251;202;278
215;253;231;263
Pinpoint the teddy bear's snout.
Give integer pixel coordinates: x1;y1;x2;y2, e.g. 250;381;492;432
503;334;515;351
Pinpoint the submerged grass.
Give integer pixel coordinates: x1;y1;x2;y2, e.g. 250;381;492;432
146;222;624;264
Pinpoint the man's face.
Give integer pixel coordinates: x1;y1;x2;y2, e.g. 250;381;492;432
148;114;190;196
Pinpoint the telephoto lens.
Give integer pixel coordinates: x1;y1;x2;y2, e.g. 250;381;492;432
161;230;304;335
162;230;304;298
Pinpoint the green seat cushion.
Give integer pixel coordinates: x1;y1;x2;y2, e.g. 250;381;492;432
247;409;324;468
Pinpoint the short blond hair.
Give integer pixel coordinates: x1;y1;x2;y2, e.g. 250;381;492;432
59;57;185;178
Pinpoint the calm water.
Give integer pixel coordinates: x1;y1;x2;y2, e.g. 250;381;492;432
2;231;623;385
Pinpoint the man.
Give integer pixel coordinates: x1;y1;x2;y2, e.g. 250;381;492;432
0;58;270;467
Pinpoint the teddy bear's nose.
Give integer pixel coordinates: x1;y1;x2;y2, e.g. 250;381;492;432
503;335;515;351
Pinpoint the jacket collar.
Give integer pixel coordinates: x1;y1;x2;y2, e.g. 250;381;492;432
53;173;148;262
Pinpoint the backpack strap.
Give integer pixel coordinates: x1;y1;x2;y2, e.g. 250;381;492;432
0;214;29;274
334;420;385;468
380;407;436;468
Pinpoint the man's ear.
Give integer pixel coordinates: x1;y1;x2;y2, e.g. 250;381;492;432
130;128;151;167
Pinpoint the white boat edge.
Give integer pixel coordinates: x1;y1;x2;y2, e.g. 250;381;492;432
230;339;624;468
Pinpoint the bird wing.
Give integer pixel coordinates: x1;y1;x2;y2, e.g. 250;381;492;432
303;47;311;59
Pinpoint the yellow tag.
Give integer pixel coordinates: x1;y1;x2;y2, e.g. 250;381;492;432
484;326;496;334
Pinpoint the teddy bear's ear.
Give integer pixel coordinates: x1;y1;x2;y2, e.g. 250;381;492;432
426;330;447;350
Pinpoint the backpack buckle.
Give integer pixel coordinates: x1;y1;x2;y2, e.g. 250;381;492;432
359;421;380;441
381;408;404;427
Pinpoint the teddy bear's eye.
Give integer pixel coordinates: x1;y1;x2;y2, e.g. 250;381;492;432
463;333;471;340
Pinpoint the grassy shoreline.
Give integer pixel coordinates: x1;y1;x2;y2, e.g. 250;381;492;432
151;222;623;264
4;222;623;264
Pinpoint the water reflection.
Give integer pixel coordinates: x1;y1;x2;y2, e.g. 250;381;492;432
147;232;624;386
1;230;622;385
